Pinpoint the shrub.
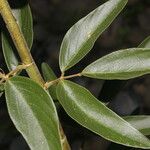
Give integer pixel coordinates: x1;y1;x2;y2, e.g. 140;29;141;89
0;0;150;149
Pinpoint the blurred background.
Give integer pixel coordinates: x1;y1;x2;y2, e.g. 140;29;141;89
0;0;150;149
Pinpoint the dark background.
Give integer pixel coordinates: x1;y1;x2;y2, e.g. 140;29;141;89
0;0;150;149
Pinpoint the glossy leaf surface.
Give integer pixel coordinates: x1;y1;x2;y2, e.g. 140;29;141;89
5;76;62;150
139;36;150;48
59;0;128;72
125;116;150;136
2;4;33;70
82;48;150;80
41;63;57;100
57;80;150;149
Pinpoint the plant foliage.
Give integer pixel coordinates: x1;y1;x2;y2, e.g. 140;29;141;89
0;0;150;149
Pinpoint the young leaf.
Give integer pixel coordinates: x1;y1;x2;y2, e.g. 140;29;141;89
59;0;128;72
82;48;150;80
138;36;150;48
41;63;57;100
124;116;150;136
56;80;150;149
2;4;33;71
41;63;57;81
5;76;62;150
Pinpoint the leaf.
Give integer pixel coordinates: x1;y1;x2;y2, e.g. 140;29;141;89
0;84;4;91
2;4;33;71
59;0;128;72
124;116;150;136
0;92;3;98
138;36;150;48
0;84;4;98
56;80;150;149
41;63;57;81
41;63;57;100
99;36;150;102
82;48;150;80
5;76;62;150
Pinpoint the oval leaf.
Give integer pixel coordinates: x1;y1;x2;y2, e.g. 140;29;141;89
98;37;150;102
59;0;128;72
82;48;150;80
124;116;150;136
56;80;150;149
5;76;62;150
139;36;150;48
2;4;33;71
41;63;57;100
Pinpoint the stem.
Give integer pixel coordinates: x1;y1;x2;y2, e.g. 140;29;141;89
45;73;82;89
60;125;71;150
0;64;32;83
0;0;70;149
63;73;82;80
7;63;32;77
0;0;44;86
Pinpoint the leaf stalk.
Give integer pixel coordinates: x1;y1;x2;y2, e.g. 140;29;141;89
45;73;82;89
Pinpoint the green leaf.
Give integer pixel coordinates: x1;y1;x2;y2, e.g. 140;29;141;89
124;116;150;136
99;36;150;101
5;76;62;150
2;4;33;71
59;0;128;72
139;36;150;48
41;63;57;100
0;92;3;98
41;63;57;81
0;84;4;91
0;84;4;98
82;48;150;80
56;80;150;149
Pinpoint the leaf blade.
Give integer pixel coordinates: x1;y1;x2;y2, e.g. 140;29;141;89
41;63;57;81
138;36;150;48
41;63;57;100
5;76;62;150
82;48;150;80
56;80;150;149
59;0;128;72
124;116;150;136
2;4;33;71
0;84;4;98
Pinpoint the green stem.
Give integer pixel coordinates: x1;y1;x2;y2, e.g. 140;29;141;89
0;0;44;86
